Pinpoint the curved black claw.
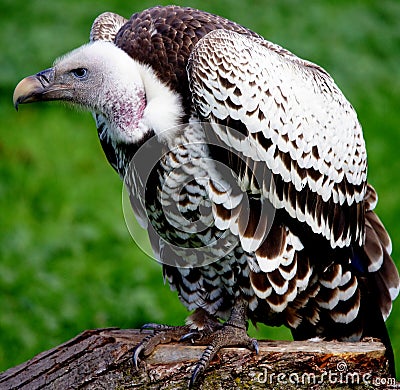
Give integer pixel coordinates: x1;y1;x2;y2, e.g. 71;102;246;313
189;344;216;388
132;342;145;370
252;338;260;355
180;330;203;343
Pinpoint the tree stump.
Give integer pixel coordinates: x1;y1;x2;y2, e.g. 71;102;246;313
0;328;396;389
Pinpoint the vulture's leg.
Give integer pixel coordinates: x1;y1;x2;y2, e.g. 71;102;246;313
132;308;222;369
188;297;258;387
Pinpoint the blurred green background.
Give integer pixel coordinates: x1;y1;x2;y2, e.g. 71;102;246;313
1;0;400;378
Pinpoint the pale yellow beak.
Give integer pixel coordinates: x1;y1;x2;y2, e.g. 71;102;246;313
13;68;57;110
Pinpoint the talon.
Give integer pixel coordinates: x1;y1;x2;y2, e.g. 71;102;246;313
181;331;202;343
189;363;203;389
190;344;215;387
132;344;144;369
252;339;259;354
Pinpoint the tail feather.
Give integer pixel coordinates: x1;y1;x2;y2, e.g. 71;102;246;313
362;184;398;376
364;184;400;319
290;183;398;377
359;272;395;376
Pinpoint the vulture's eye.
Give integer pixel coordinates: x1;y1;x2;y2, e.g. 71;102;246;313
71;68;88;79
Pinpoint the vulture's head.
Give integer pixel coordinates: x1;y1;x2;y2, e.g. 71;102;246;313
13;41;183;144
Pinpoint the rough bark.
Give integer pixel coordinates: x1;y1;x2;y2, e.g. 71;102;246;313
0;328;396;389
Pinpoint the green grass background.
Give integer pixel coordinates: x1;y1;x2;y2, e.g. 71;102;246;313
1;0;400;377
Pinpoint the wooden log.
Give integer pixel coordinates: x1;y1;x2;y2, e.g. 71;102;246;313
0;328;396;389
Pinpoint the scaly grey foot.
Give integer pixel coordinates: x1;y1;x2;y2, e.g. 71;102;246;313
132;309;222;369
132;323;191;368
132;300;258;388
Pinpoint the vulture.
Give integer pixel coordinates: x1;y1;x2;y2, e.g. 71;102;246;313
13;5;399;384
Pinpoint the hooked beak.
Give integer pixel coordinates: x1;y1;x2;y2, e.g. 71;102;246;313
13;68;65;110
